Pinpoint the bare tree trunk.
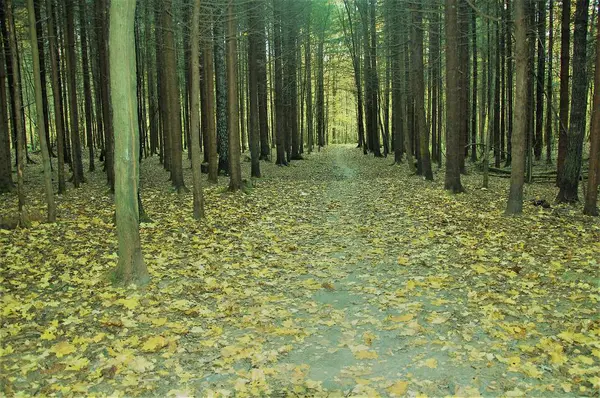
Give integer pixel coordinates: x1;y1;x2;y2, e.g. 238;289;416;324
190;0;205;218
27;0;56;222
556;0;590;203
444;0;464;192
5;0;29;225
556;0;570;184
545;0;554;164
46;0;66;194
227;0;242;191
0;29;13;193
79;0;94;171
506;0;528;214
203;5;218;183
247;0;261;176
584;4;599;216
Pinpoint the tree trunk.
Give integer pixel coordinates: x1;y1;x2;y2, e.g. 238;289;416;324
227;0;242;191
412;1;433;180
556;0;590;203
257;0;270;161
27;0;56;222
109;0;150;286
506;0;528;214
33;0;53;157
46;0;66;194
190;0;205;218
79;0;94;171
545;0;554;164
214;4;229;174
64;0;84;186
5;0;28;225
0;31;13;193
305;5;314;154
556;0;570;184
248;0;261;176
273;0;286;164
203;6;218;183
163;0;187;191
534;0;546;161
470;5;477;162
584;4;599;216
444;0;464;193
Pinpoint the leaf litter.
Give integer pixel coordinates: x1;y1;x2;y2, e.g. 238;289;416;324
0;146;599;397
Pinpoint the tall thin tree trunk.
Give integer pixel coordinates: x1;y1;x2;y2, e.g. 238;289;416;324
506;0;528;214
27;0;56;221
545;0;554;163
556;0;571;183
203;5;218;182
227;0;242;190
583;4;599;216
190;0;205;218
534;0;546;161
0;31;13;192
79;0;94;171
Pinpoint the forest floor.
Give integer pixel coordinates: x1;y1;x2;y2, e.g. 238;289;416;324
1;145;599;397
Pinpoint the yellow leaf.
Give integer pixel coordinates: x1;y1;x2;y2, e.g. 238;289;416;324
560;383;572;393
50;341;76;358
128;356;155;372
116;297;139;310
405;280;416;291
63;356;90;371
424;358;438;368
151;317;168;326
390;314;414;322
41;329;57;341
472;264;488;274
397;256;409;266
387;381;409;396
142;336;167;352
354;350;378;360
520;361;542;378
576;355;594;365
363;331;377;346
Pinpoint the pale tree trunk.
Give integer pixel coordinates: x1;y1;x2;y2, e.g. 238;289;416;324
46;0;66;194
190;0;205;218
6;0;29;226
227;0;242;191
109;0;150;286
27;0;56;222
506;0;528;215
583;4;599;216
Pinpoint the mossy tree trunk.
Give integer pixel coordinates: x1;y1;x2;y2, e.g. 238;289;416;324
109;0;150;286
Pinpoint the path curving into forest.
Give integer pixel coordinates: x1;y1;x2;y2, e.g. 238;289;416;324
1;146;598;397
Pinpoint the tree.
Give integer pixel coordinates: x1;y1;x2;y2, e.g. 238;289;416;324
247;0;261;176
0;31;13;193
556;0;590;203
583;6;599;216
444;0;464;193
27;0;56;222
556;0;570;183
506;0;528;215
411;0;433;180
162;0;187;192
273;0;287;164
214;2;229;174
109;0;150;286
5;0;28;226
79;0;94;172
203;6;219;183
64;0;85;187
46;0;66;194
227;0;242;191
190;0;205;218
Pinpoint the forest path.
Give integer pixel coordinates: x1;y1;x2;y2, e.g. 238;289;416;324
1;146;598;397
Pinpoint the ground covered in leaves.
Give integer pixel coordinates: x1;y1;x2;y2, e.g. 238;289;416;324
1;146;599;397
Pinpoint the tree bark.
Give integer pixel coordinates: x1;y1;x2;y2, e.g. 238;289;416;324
227;0;242;191
444;0;464;193
506;0;528;214
247;0;261;176
109;0;149;286
203;6;219;183
79;0;94;171
556;0;590;203
0;29;13;193
64;0;84;186
190;0;205;218
584;4;599;216
214;3;229;174
27;0;56;222
556;0;570;184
